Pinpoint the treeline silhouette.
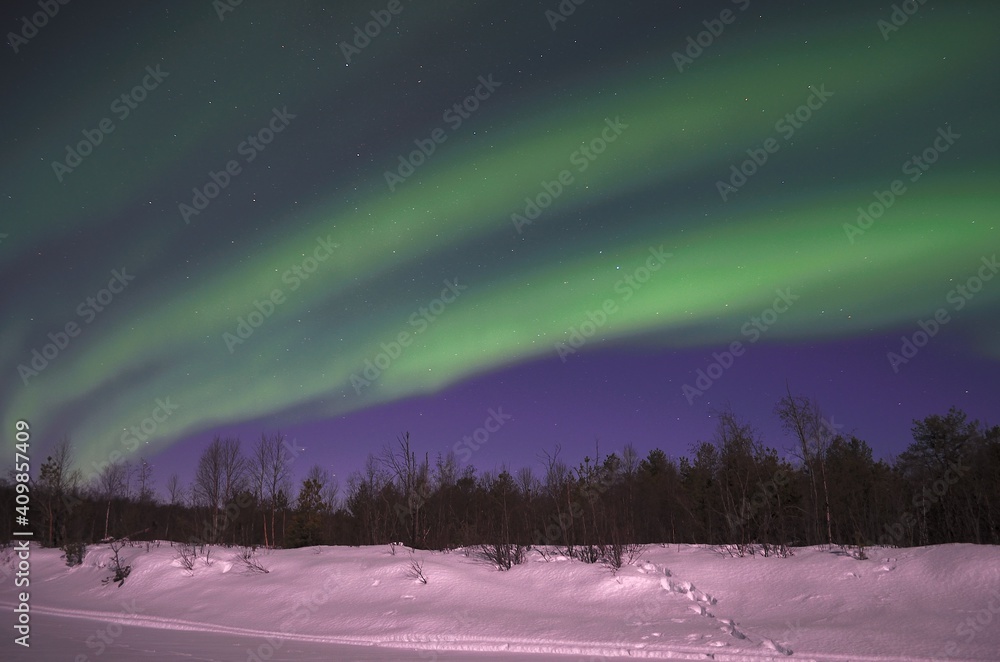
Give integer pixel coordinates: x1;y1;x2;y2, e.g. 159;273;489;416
4;397;998;559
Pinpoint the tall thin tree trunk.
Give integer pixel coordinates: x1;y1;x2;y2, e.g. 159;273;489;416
821;461;832;545
104;500;112;540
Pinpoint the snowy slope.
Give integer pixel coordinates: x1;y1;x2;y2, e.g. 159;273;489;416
2;542;998;660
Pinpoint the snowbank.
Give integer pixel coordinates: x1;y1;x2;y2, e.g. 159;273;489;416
2;542;998;660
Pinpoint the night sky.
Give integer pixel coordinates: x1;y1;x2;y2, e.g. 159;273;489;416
3;1;997;489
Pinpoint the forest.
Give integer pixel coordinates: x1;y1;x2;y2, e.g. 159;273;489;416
3;394;997;568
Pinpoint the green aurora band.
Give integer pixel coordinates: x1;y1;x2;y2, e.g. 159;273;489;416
2;5;997;470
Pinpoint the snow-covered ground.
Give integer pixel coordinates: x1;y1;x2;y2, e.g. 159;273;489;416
13;613;581;661
2;542;998;661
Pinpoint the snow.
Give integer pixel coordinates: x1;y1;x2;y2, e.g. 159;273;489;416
14;613;579;661
2;542;999;660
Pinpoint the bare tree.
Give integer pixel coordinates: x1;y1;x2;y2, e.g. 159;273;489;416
166;473;185;506
716;429;747;546
249;436;267;545
36;437;81;546
163;472;185;541
192;436;246;543
193;437;225;542
379;432;427;547
195;436;248;544
250;433;292;547
540;445;569;499
136;458;154;503
346;454;392;545
515;466;538;497
539;445;572;547
622;443;640;478
306;464;340;511
97;460;128;540
776;386;833;546
219;436;246;510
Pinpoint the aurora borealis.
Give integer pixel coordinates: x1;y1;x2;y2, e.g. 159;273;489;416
2;1;997;483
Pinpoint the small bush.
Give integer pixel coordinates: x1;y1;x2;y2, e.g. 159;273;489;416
576;544;602;564
853;532;869;560
478;542;527;571
234;546;270;574
62;541;86;567
101;540;132;588
177;543;197;574
406;553;427;584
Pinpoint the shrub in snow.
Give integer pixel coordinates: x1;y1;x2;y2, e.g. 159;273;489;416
760;541;793;558
61;541;86;567
717;542;793;558
601;542;647;573
406;552;427;584
176;543;199;574
623;542;647;565
841;540;868;560
853;532;869;560
478;542;527;571
102;540;132;588
234;546;270;574
574;544;602;564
